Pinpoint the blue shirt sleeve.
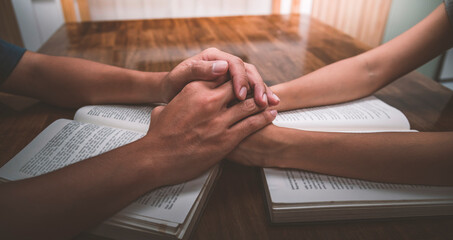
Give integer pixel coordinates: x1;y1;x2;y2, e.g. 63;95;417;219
0;39;26;85
445;0;453;33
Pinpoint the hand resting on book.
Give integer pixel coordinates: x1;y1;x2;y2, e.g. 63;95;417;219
229;3;453;186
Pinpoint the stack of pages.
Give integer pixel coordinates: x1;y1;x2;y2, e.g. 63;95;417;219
92;166;219;240
265;96;453;222
263;168;453;222
0;105;219;240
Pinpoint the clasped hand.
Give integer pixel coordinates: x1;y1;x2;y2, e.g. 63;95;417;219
139;48;279;187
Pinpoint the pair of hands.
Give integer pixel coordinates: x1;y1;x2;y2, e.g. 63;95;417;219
138;48;280;186
159;47;280;106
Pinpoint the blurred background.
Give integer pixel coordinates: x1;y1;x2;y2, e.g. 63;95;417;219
1;0;451;87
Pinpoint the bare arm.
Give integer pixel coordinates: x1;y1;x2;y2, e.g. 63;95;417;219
0;48;279;239
271;3;453;111
0;80;277;239
0;51;166;107
229;126;453;186
229;3;453;186
0;48;279;108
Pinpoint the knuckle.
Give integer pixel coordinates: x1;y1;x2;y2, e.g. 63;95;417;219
185;81;203;92
198;94;221;111
183;81;202;92
189;60;203;76
180;59;194;69
232;56;244;66
245;118;260;131
198;95;210;106
241;99;257;112
262;110;275;122
244;112;271;131
253;82;264;91
245;63;257;72
203;102;216;113
207;93;222;105
204;47;219;54
212;117;226;133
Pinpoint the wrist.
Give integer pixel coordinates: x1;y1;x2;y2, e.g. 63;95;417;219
277;130;340;173
270;128;315;169
270;82;298;112
125;138;166;190
135;71;168;103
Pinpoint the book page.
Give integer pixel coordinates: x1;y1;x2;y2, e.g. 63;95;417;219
272;96;410;132
95;165;219;238
117;169;211;224
264;168;453;204
74;105;154;133
0;119;145;180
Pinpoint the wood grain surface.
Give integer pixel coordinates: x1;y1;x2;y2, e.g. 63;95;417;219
1;14;452;240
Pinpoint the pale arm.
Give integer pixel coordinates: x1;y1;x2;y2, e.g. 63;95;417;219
229;3;453;186
271;3;453;111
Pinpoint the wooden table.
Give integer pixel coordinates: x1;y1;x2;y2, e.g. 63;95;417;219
2;14;453;239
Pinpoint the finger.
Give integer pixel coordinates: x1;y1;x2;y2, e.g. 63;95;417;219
245;63;268;107
185;80;235;106
191;60;229;79
209;74;231;89
214;73;231;86
228;109;278;142
245;62;279;106
266;86;280;106
198;48;249;100
213;80;239;104
253;83;267;107
173;59;229;81
223;98;265;126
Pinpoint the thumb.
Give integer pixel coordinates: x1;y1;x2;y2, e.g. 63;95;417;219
188;60;229;80
150;105;165;126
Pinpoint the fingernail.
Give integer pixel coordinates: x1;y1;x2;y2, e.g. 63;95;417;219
273;93;280;102
262;93;268;103
270;110;278;117
239;86;247;100
212;60;228;74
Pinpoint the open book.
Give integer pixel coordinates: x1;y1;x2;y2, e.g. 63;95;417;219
264;96;453;223
273;96;413;132
0;105;219;240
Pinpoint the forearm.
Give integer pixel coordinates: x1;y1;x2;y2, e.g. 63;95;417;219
1;51;167;107
271;129;453;186
0;141;159;239
271;3;453;112
270;56;374;111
